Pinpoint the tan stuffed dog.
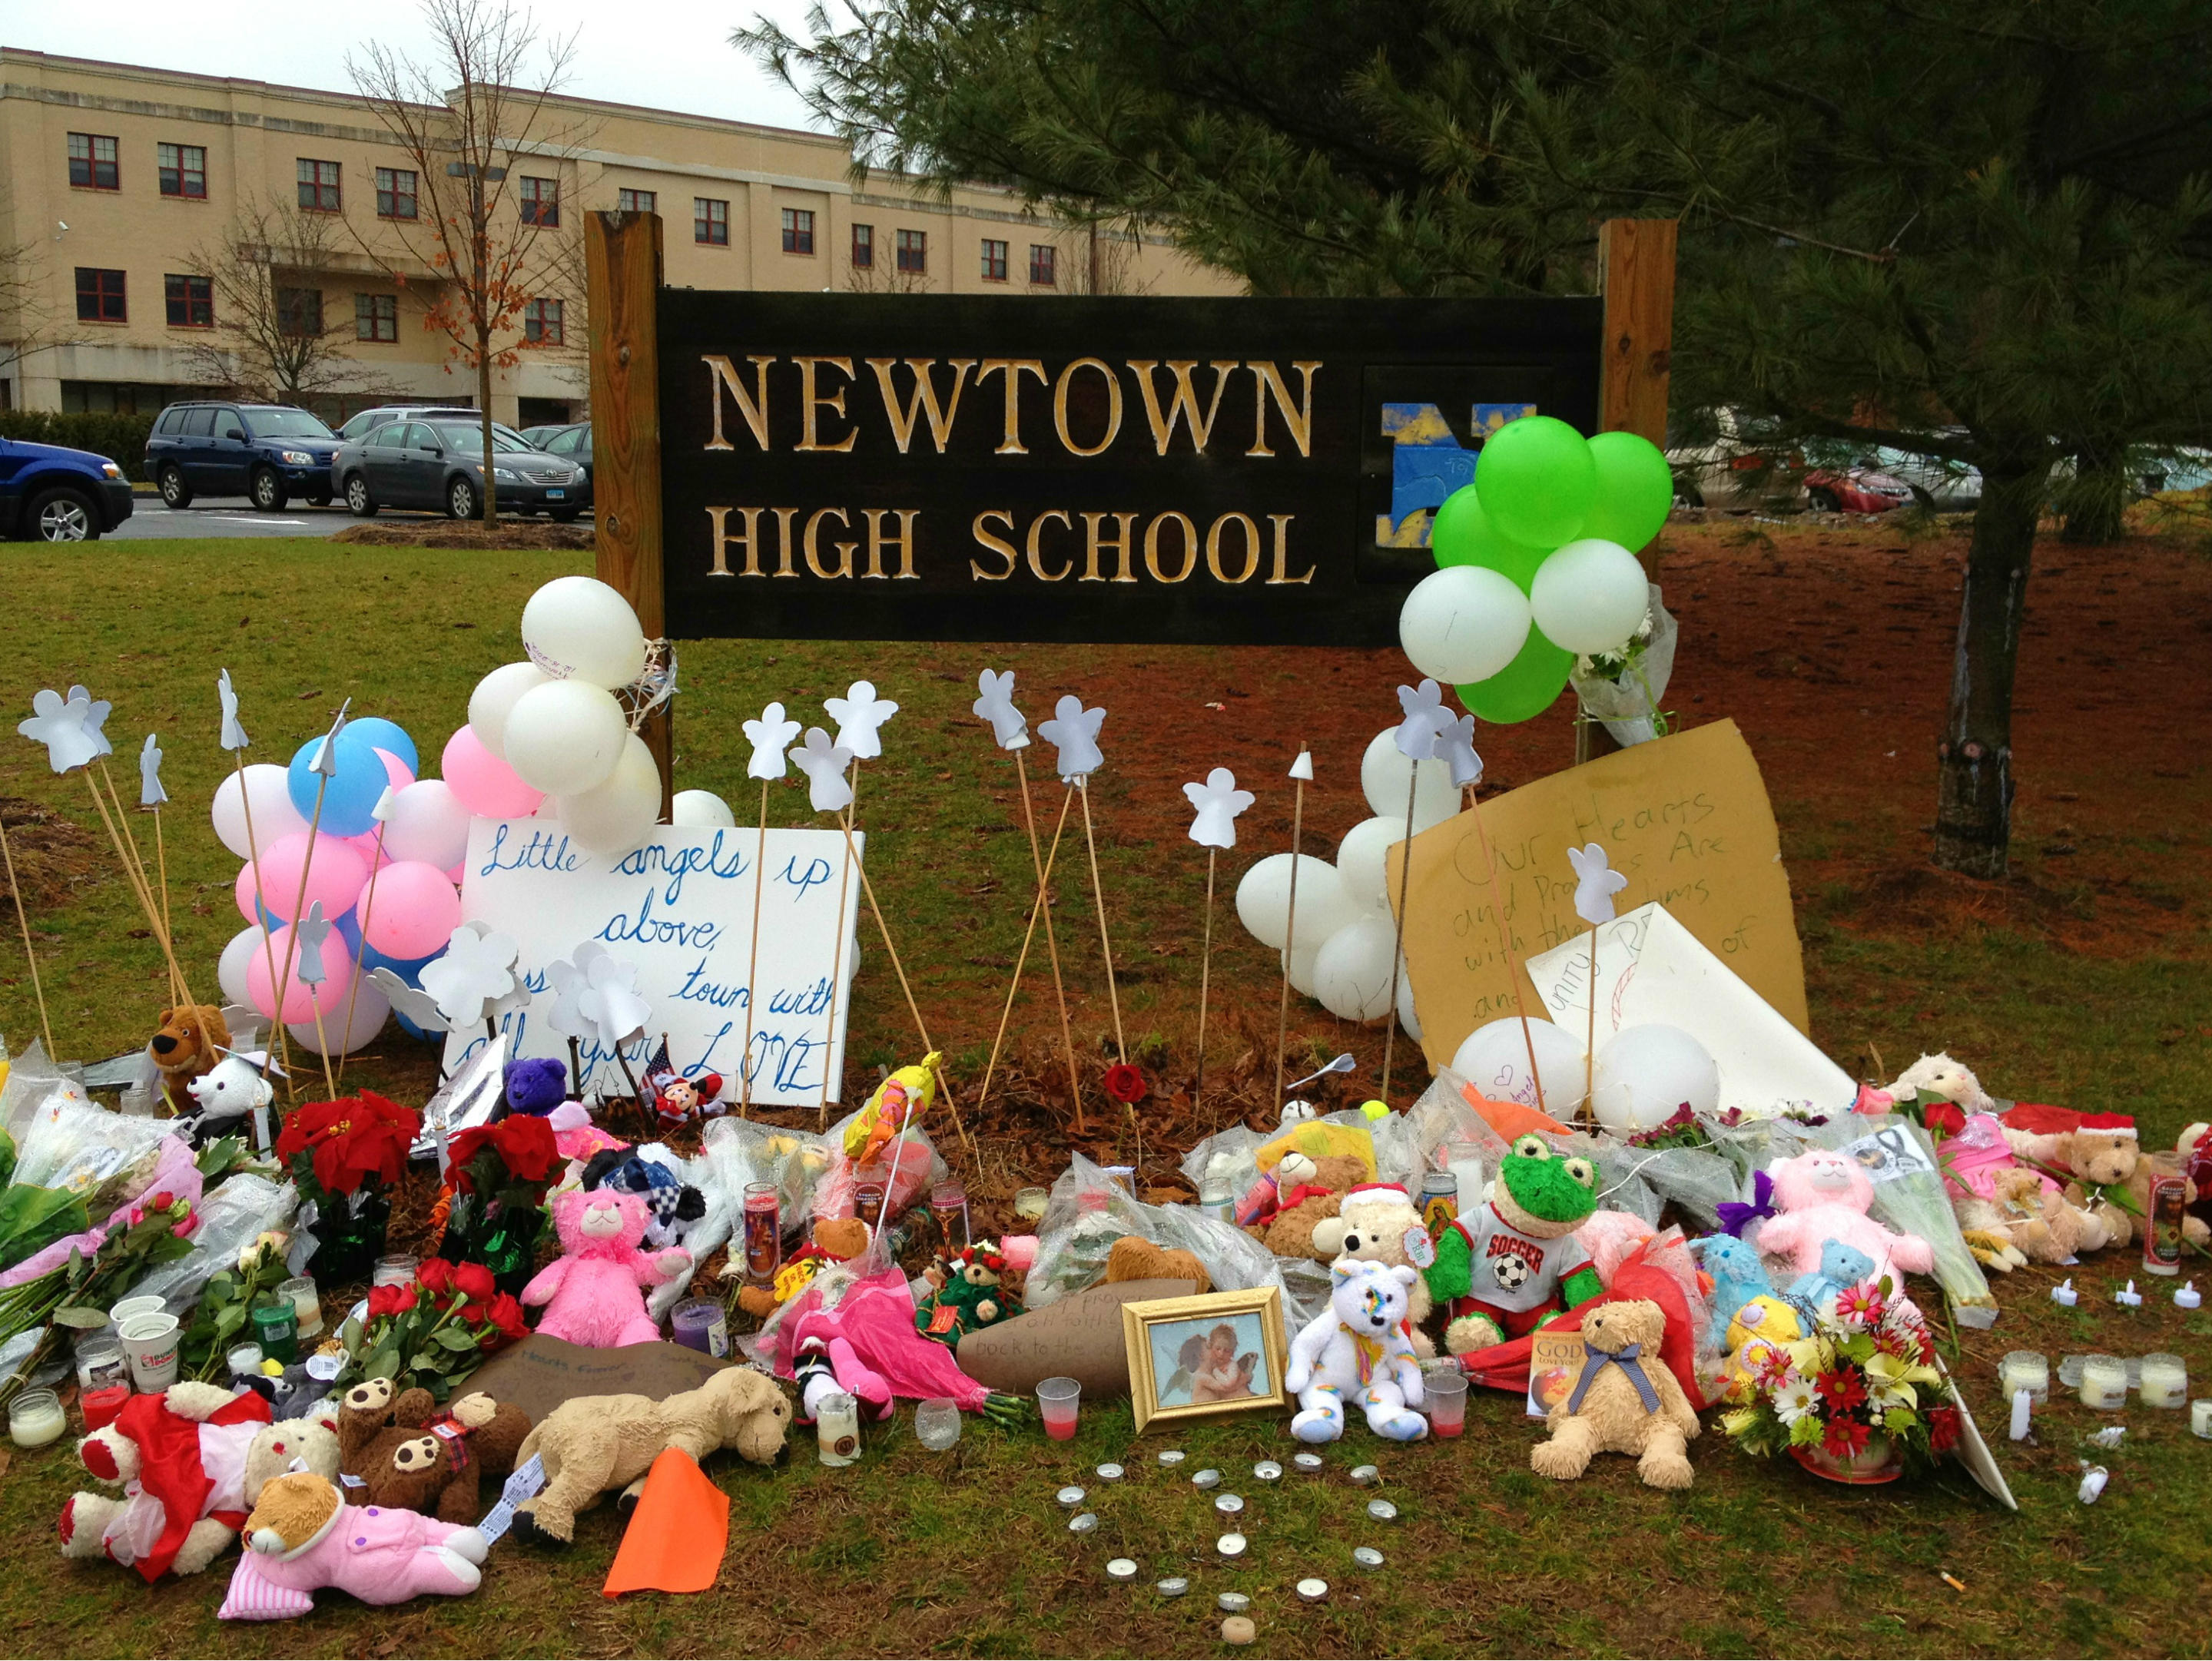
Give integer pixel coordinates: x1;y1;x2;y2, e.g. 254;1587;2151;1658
510;1364;791;1546
150;1004;230;1113
1530;1299;1699;1490
1105;1235;1211;1291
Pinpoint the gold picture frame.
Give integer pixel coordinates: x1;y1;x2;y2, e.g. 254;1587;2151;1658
1122;1287;1289;1434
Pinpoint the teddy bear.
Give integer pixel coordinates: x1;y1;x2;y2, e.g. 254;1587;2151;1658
728;1215;870;1319
1985;1165;2105;1263
336;1379;530;1524
1246;1152;1368;1260
502;1056;569;1117
181;1052;276;1148
510;1364;791;1547
1721;1294;1802;1389
1428;1136;1606;1356
1530;1297;1700;1489
1313;1182;1439;1358
1104;1234;1212;1289
1782;1239;1875;1321
2009;1116;2204;1253
1284;1258;1428;1443
217;1469;488;1620
148;1003;232;1116
522;1188;692;1348
915;1239;1022;1347
1754;1148;1935;1288
1689;1233;1773;1355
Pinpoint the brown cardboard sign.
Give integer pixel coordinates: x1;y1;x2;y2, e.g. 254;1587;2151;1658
1391;718;1808;1070
957;1278;1199;1398
466;1335;735;1427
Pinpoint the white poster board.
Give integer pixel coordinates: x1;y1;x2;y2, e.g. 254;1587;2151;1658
443;819;863;1107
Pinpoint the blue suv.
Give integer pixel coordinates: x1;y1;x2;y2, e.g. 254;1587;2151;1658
0;435;135;542
144;402;342;512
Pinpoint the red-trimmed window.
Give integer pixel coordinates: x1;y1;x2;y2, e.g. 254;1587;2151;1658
523;297;563;345
695;197;728;245
851;223;874;268
75;267;126;322
376;167;417;220
297;158;341;212
781;207;815;254
164;274;213;327
618;187;656;214
356;293;398;343
981;238;1008;281
519;176;559;227
158;143;207;200
896;228;927;274
68;133;119;191
1029;244;1057;286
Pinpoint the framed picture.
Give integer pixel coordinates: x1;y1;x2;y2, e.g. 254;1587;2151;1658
1121;1287;1289;1434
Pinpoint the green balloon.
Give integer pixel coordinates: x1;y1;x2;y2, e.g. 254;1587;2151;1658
1582;431;1674;552
1431;486;1549;590
1458;628;1575;724
1474;415;1595;549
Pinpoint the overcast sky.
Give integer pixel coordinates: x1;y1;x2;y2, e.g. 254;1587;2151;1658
5;1;834;133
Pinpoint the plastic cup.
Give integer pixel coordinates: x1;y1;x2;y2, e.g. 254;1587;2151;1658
1037;1376;1081;1441
120;1311;181;1391
1424;1370;1468;1437
109;1294;164;1330
915;1396;963;1450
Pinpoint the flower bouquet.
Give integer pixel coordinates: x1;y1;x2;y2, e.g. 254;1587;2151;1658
1720;1277;1958;1484
0;1190;200;1407
433;1116;559;1297
180;1228;294;1380
276;1092;420;1285
333;1256;529;1401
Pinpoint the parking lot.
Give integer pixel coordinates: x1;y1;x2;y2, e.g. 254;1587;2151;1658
104;499;592;540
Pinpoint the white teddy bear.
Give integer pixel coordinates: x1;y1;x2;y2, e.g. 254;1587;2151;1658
1285;1258;1428;1444
1311;1182;1438;1358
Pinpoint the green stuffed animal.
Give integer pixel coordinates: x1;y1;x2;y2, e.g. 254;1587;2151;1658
914;1239;1022;1348
1428;1134;1605;1355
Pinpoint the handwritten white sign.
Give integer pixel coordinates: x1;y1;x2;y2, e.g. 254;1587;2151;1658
443;819;864;1106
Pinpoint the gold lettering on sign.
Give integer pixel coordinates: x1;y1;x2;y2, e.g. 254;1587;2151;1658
1081;511;1139;584
864;509;920;579
804;506;854;578
1205;512;1262;583
703;354;774;450
795;356;859;453
1129;360;1237;455
1265;513;1313;584
1144;511;1199;583
1052;358;1123;457
1247;360;1321;458
867;358;975;455
977;360;1048;454
971;510;1018;581
1028;509;1073;581
705;506;762;575
769;507;800;577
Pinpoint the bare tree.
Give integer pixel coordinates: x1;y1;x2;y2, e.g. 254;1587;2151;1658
0;214;85;396
349;0;585;520
181;199;388;406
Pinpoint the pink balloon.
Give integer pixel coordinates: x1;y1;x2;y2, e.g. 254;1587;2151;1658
440;725;545;819
359;860;463;960
251;832;370;924
374;749;416;794
246;923;356;1023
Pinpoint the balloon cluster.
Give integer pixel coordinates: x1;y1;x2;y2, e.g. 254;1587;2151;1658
1398;419;1673;723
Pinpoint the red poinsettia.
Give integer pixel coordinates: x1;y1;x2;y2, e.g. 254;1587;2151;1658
1928;1405;1962;1455
277;1092;421;1199
1822;1415;1872;1460
1816;1368;1869;1413
448;1115;561;1195
1101;1064;1148;1106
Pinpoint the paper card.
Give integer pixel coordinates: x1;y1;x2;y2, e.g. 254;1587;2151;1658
1840;1124;1938;1185
1942;1378;2018;1511
1527;1328;1587;1420
476;1452;548;1543
1391;720;1810;1073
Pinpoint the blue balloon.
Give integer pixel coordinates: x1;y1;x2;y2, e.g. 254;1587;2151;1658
287;731;388;837
343;717;418;776
360;941;439;982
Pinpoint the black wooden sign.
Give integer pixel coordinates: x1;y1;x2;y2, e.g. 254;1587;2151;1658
655;292;1601;645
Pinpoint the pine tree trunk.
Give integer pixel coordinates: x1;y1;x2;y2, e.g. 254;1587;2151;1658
2059;448;2128;544
1932;462;2046;878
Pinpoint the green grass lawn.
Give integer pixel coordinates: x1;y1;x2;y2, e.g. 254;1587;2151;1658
0;529;2207;1658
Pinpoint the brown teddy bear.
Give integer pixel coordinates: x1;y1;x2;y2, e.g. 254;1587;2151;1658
1985;1166;2108;1264
149;1003;230;1114
1247;1153;1369;1261
1105;1235;1212;1291
730;1216;871;1319
2009;1116;2206;1252
1529;1298;1700;1490
337;1380;529;1524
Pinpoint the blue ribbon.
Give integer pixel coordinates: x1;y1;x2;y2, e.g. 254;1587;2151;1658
1566;1339;1661;1415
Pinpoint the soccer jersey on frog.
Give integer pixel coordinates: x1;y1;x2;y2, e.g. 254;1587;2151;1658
1441;1203;1594;1313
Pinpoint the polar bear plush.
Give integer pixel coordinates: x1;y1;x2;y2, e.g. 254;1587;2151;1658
1311;1182;1438;1358
1285;1258;1428;1444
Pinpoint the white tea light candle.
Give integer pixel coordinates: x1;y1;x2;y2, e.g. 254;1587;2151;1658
2191;1401;2212;1440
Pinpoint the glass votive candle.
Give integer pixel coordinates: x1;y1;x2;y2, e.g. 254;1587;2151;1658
227;1342;266;1384
741;1182;781;1285
855;1177;887;1233
2078;1354;2128;1410
1424;1370;1469;1437
670;1298;728;1358
279;1275;321;1339
931;1182;970;1251
75;1337;127;1393
9;1387;65;1448
250;1300;299;1365
372;1254;418;1288
1036;1375;1081;1441
80;1384;131;1433
2191;1400;2212;1440
914;1396;962;1450
2140;1353;2187;1408
1998;1350;2049;1407
1014;1186;1049;1223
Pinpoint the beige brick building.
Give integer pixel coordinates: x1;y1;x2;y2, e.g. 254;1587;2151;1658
0;49;1238;423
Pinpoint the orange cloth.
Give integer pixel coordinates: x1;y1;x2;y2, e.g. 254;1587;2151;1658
1462;1086;1570;1142
602;1450;729;1597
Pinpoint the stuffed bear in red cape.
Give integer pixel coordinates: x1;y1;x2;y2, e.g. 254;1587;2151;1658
1454;1240;1707;1411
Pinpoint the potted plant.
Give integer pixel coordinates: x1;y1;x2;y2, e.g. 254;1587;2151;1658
437;1115;560;1297
276;1092;420;1285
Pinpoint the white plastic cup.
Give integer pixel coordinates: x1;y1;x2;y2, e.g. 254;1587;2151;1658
120;1311;181;1391
1037;1376;1081;1441
109;1294;164;1329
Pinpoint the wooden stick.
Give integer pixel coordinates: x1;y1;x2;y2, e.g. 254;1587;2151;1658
1465;786;1546;1119
232;753;294;1088
306;996;337;1099
566;1036;582;1098
975;785;1074;1119
1194;845;1216;1119
815;761;858;1130
738;778;769;1119
1014;746;1083;1131
334;820;388;1092
272;772;333;1103
0;813;56;1057
1585;922;1600;1128
1379;758;1418;1103
84;765;189;1010
1272;751;1308;1109
1076;778;1126;1065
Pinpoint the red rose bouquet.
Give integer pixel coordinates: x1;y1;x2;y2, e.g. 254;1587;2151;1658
337;1255;531;1401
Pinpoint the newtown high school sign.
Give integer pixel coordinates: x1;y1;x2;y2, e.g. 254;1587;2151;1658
655;293;1602;647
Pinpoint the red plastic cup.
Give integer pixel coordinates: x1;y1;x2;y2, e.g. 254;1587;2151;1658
1424;1371;1468;1437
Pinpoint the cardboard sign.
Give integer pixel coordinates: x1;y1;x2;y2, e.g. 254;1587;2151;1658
464;1335;734;1427
446;820;863;1106
1393;720;1809;1072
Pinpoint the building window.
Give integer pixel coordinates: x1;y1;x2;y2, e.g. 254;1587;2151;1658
519;176;559;227
523;297;563;345
1030;244;1057;286
618;187;655;214
356;293;399;343
781;207;815;255
277;287;323;338
981;238;1009;282
851;223;874;269
164;274;213;328
75;267;126;322
376;167;418;220
895;229;927;274
695;197;728;245
158;143;207;200
68;133;120;191
297;158;341;212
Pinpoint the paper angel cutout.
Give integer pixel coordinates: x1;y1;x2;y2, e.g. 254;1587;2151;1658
1567;841;1628;926
293;903;335;988
306;701;352;777
577;950;652;1049
1183;768;1255;850
790;728;857;814
972;668;1029;750
542;940;610;1040
743;701;802;781
1288;750;1315;782
1393;679;1451;761
70;686;114;761
418;922;521;1028
1437;713;1484;791
18;687;108;774
825;680;899;761
1036;695;1106;782
217;669;250;751
371;786;395;824
369;968;451;1035
139;733;168;808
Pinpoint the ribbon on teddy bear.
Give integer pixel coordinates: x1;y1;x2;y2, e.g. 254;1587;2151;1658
1565;1340;1660;1416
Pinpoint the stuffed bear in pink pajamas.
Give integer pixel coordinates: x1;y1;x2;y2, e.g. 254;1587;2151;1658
218;1471;486;1620
521;1189;692;1348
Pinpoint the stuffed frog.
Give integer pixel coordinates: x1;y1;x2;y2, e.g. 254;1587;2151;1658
1428;1134;1605;1355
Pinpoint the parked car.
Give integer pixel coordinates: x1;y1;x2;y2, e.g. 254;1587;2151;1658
519;423;572;447
144;402;341;511
534;422;592;489
0;434;134;542
335;406;539;450
1864;443;1982;512
1803;462;1913;514
333;419;589;520
1666;409;1809;512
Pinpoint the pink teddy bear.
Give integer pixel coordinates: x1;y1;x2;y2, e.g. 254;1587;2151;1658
521;1189;691;1348
1754;1148;1935;1288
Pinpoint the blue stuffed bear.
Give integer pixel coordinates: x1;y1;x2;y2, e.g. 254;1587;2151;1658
1783;1238;1875;1323
1690;1232;1773;1354
502;1056;569;1116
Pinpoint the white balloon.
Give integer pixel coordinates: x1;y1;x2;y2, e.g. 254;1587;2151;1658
1396;966;1421;1045
1235;854;1366;953
1358;728;1461;830
466;661;549;761
502;680;629;796
1529;539;1651;655
555;732;662;855
1313;917;1400;1022
1335;815;1407;914
672;789;737;828
211;764;310;859
1451;1016;1587;1117
379;780;473;870
287;973;392;1056
219;924;270;1008
1281;937;1322;999
520;575;648;690
1398;565;1533;685
1590;1023;1720;1135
